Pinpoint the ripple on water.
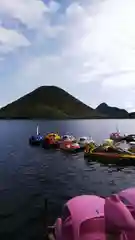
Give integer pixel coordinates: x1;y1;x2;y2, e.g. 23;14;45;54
1;120;135;240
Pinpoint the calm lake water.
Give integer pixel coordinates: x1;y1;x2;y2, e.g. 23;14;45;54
1;119;135;240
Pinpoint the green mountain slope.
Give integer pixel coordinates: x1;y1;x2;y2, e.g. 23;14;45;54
129;112;135;118
0;86;134;119
0;86;105;119
96;103;129;119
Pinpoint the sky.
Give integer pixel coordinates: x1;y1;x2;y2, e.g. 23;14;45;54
0;0;135;112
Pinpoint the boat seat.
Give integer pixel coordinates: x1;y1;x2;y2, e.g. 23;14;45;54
62;223;74;240
79;217;106;240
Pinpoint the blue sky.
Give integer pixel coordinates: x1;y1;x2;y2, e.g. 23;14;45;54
0;0;135;112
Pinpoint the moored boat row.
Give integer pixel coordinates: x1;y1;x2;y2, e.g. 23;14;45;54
29;126;135;165
29;127;94;152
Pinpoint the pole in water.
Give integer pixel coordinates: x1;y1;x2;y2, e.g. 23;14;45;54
36;125;39;135
116;124;120;133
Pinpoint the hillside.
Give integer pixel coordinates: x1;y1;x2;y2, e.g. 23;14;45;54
96;103;129;119
129;112;135;118
0;86;135;119
0;86;105;119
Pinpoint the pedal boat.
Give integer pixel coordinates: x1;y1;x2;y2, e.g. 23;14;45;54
84;144;135;165
42;133;61;149
47;187;135;240
60;139;81;153
78;136;95;149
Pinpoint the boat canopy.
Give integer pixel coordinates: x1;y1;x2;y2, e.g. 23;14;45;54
93;146;133;155
79;137;87;141
129;142;135;146
103;139;113;145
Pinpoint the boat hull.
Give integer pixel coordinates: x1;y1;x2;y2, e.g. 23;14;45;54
128;148;135;153
124;135;135;143
78;143;87;149
84;151;135;165
29;136;43;146
42;140;60;149
110;136;124;142
29;139;41;146
60;147;81;153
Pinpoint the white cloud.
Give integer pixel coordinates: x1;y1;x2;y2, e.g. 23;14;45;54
48;1;60;13
102;72;135;88
11;1;135;104
0;27;30;53
58;0;135;90
0;0;61;55
0;0;60;29
1;0;135;110
15;55;79;92
0;0;47;29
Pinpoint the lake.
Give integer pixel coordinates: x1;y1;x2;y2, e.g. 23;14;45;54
1;119;135;240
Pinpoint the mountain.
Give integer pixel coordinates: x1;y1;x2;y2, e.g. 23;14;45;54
129;112;135;118
0;86;135;119
0;86;105;119
96;103;129;119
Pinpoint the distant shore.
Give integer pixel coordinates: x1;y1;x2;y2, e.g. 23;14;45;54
0;117;133;120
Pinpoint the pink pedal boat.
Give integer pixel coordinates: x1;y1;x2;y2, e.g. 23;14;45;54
48;187;135;240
